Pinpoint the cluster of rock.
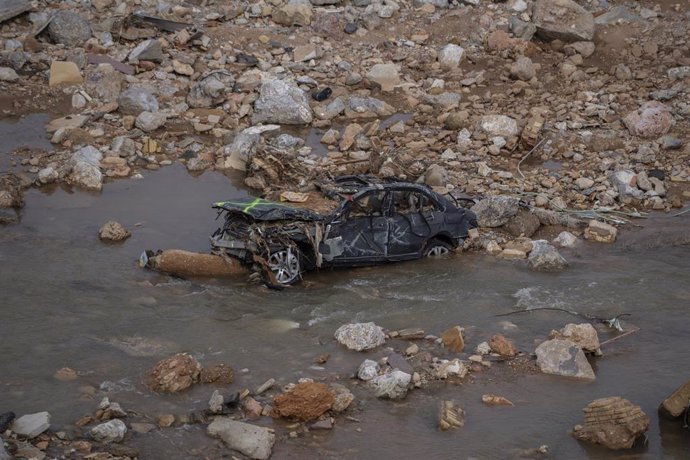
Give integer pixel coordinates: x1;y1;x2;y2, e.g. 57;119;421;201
0;0;686;224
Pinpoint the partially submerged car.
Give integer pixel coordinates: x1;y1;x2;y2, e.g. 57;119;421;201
210;178;477;286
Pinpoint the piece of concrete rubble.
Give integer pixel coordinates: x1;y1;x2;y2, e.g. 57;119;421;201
535;338;595;379
369;370;411;400
334;322;385;351
207;418;275;460
438;44;464;69
585;220;617;243
438;400;465;431
573;397;649;449
11;412;50;438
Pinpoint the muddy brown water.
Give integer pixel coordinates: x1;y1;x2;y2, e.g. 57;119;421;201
1;156;690;457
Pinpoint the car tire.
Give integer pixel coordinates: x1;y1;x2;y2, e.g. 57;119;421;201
267;247;301;285
423;239;454;257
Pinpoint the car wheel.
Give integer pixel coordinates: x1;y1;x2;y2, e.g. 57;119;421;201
423;239;454;257
267;248;301;285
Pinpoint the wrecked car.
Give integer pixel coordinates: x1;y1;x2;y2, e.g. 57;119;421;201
210;180;477;286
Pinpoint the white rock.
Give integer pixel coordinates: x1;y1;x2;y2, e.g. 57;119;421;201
438;44;464;69
357;359;380;381
252;78;313;125
207;418;275;460
369;370;411;399
335;322;386;351
477;115;519;137
0;67;19;82
135;111;167;132
366;63;400;92
553;231;578;248
90;419;127;443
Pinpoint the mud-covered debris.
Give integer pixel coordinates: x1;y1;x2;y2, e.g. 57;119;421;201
273;382;335;421
573;397;649;450
200;363;234;384
145;353;202;393
438;400;464;431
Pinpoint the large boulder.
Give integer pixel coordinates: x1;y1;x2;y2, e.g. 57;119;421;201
145;353;202;393
207;418;275;460
369;370;411;400
273;382;335;421
252;79;313;125
187;71;235;108
535;338;595;379
527;240;568;271
47;11;92;47
573;397;649;449
334;322;385;351
623;101;673;138
532;0;594;42
117;87;159;115
471;196;520;227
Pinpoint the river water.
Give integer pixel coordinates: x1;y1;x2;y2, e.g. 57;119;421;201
1;160;690;458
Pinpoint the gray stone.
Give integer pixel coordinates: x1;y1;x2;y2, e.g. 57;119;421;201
12;412;50;438
471;196;520;227
348;97;395;116
90;419;127;443
413;0;449;7
38;166;58;184
660;135;682;150
118;87;159;116
369;370;411;400
47;11;91;47
99;221;131;242
223;124;280;170
357;359;380;381
609;170;642;198
509;16;537;40
70;161;103;191
564;41;596;58
272;3;313;27
0;439;9;460
187;71;235;108
317;97;346;120
85;65;123;103
510;56;536;81
533;0;594;42
535;338;595;379
272;134;304;150
0;66;18;81
72;145;102;167
129;39;163;63
111;136;136;157
387;352;414;375
668;66;690;81
334;322;386;351
553;231;578;248
207;418;275;460
551;323;601;355
502;208;541;238
135;111;167;132
477;115;519;137
252;78;313;125
438;44;464;69
527;240;568;271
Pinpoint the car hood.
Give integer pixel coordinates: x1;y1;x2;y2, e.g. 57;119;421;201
213;198;323;222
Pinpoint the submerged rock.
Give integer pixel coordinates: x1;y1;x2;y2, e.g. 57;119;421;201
535;338;595;379
585;220;617;243
441;326;464;352
573;397;649;449
207;418;275;460
438;400;465;431
273;382;335;421
489;334;517;357
0;173;24;208
334;322;385;351
145;353;202;393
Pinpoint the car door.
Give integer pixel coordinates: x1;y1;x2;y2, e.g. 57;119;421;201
321;191;390;265
387;189;445;258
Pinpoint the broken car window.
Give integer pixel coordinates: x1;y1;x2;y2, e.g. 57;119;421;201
391;191;438;214
349;191;389;217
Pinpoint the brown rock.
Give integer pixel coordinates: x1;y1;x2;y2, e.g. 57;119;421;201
549;323;601;355
573;397;649;450
98;221;131;242
145;353;202;393
200;364;234;384
584;220;617;243
438;400;465;431
54;367;78;381
482;394;514;406
146;249;248;277
659;379;690;419
242;397;263;420
502;209;541;238
49;61;83;87
441;326;465;353
157;414;175;428
273;382;335;422
489;334;517;358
